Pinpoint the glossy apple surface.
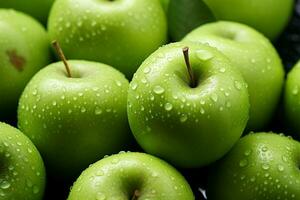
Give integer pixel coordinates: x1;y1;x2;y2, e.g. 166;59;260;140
18;60;133;178
285;61;300;136
203;0;294;40
183;21;284;131
128;42;249;168
68;152;195;200
48;0;167;78
0;122;46;200
0;9;51;121
0;0;54;24
208;132;300;200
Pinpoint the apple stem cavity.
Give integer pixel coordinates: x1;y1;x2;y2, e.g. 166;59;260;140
131;190;140;200
52;40;72;78
183;47;196;88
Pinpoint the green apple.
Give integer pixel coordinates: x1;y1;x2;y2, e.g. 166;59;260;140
68;152;195;200
160;0;170;12
0;0;54;24
127;42;249;168
168;0;214;41
18;60;133;178
48;0;167;78
0;122;46;200
0;9;51;121
207;132;300;200
168;0;293;41
203;0;294;40
284;61;300;135
183;21;284;131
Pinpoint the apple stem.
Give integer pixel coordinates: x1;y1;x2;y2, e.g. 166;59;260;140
183;47;196;88
131;190;140;200
52;40;72;78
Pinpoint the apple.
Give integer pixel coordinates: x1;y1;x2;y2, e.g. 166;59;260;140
207;132;300;200
0;9;51;122
284;61;300;136
168;0;294;41
160;0;170;12
0;122;46;200
68;152;195;200
0;0;54;24
18;43;133;178
183;21;285;131
203;0;294;40
127;42;249;168
48;0;167;78
168;0;214;41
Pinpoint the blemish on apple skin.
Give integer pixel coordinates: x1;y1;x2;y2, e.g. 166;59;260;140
6;49;26;72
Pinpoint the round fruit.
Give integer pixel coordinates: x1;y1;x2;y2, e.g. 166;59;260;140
128;42;249;168
68;152;195;200
0;9;51;121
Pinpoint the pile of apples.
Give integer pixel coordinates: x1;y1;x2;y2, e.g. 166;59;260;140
0;0;299;199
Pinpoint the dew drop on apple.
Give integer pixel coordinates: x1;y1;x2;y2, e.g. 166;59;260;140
239;159;248;167
211;94;218;102
131;82;138;90
0;181;10;189
143;67;151;74
262;163;270;170
115;80;122;87
180;115;188;123
95;107;103;115
234;81;242;90
277;165;284;172
96;192;106;200
81;107;86;113
153;85;165;94
33;185;39;194
164;103;173;111
196;50;214;61
219;67;226;73
292;86;299;95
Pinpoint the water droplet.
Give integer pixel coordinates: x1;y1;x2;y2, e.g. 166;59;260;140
211;94;218;102
33;186;39;194
196;50;214;61
262;164;270;170
0;181;10;189
95;107;102;115
81;107;86;113
244;149;252;156
239;159;248;167
180;115;188;123
143;67;151;74
153;86;165;94
96;192;106;200
278;165;284;172
164;103;173;111
234;81;242;90
292;86;299;95
131;82;138;90
219;67;226;73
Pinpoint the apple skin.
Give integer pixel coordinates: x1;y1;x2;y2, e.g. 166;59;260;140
18;60;133;178
68;152;195;200
203;0;294;40
207;132;300;200
127;42;249;168
0;122;46;200
48;0;167;78
284;61;300;136
168;0;215;41
183;21;285;131
0;9;51;121
160;0;170;12
0;0;54;24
